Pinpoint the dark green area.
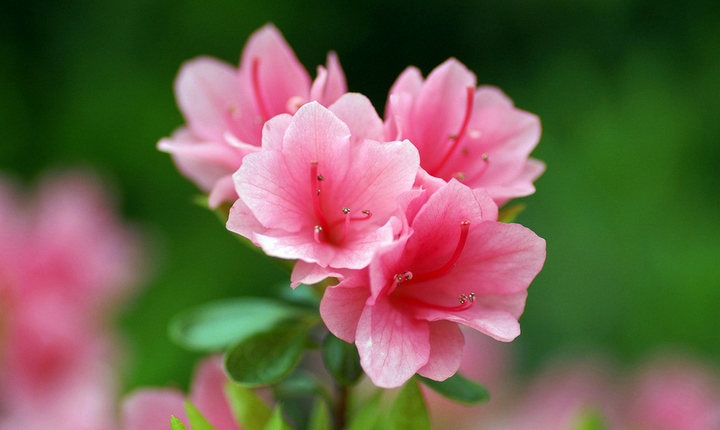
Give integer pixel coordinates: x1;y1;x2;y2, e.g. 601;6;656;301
2;0;719;391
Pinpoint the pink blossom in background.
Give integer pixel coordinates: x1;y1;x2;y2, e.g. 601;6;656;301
482;359;619;430
158;23;348;208
0;171;144;430
122;357;241;430
384;58;544;206
227;98;419;287
320;180;545;388
621;357;720;430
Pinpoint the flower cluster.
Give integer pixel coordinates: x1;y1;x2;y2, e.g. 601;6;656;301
160;24;546;389
0;171;143;430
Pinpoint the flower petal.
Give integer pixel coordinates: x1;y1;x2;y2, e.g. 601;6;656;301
329;93;384;145
417;321;464;381
121;389;186;430
310;51;347;106
189;357;239;430
356;298;430;388
320;272;372;343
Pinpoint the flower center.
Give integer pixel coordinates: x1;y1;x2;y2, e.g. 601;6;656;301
310;161;372;244
387;221;475;312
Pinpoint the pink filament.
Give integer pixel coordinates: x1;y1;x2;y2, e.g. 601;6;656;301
430;86;475;175
310;162;330;238
409;221;471;284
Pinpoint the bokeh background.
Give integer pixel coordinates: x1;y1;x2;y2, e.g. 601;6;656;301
2;0;719;393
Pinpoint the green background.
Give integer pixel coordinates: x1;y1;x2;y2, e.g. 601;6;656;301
2;0;719;391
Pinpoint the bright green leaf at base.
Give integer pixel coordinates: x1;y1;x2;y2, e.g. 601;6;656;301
225;320;310;386
224;383;273;430
308;399;331;430
388;379;432;430
346;391;383;430
418;372;490;404
263;406;294;430
185;401;217;430
170;297;311;352
171;416;189;430
321;333;363;386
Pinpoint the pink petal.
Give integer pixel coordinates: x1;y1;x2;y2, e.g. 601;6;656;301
384;66;423;119
189;357;239;430
356;298;431;388
473;85;514;109
484;158;546;206
320;272;372;343
121;389;187;430
411;58;477;157
226;197;268;243
416;304;522;342
290;260;355;288
328;93;384;145
158;128;246;193
239;24;311;119
384;92;415;141
175;57;251;143
417;321;464;381
260;113;293;151
310;51;347;106
208;175;238;209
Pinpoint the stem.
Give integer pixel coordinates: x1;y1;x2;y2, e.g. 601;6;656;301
335;384;348;430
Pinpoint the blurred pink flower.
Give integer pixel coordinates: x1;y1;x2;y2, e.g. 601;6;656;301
122;357;240;430
159;24;348;208
0;171;144;430
320;180;545;388
482;359;618;430
621;357;720;430
384;58;543;206
227;98;419;287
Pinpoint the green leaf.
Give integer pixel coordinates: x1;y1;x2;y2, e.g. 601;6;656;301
388;379;431;430
307;398;332;430
225;320;310;386
321;333;363;386
185;401;217;430
169;297;311;352
572;409;609;430
263;406;294;430
418;372;490;404
498;203;526;223
224;382;273;430
346;391;383;430
170;416;189;430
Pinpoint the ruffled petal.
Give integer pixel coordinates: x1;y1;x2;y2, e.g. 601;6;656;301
320;272;372;343
310;51;347;106
417;321;464;381
328;93;384;145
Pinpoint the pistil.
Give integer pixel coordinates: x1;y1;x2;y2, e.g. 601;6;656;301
251;57;271;121
405;221;471;284
430;86;475;175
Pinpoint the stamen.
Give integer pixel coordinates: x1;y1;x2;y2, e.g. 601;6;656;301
410;221;471;283
310;162;330;237
341;207;351;242
352;209;372;221
387;271;413;295
463;154;490;184
314;226;323;244
251;57;271;121
430;86;475;175
402;292;476;312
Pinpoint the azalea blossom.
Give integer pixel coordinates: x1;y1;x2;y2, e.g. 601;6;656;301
158;24;348;208
384;58;544;206
320;180;545;388
227;97;419;287
122;357;240;430
0;171;143;430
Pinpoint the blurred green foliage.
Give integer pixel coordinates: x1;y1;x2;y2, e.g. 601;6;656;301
2;0;719;391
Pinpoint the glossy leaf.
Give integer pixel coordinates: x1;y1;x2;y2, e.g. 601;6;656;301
388;379;431;430
185;401;217;430
308;399;331;430
170;297;310;352
418;372;490;404
171;416;189;430
224;382;273;430
225;320;310;386
321;333;363;386
263;406;294;430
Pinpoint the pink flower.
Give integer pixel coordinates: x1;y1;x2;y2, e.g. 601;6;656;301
320;180;545;388
158;24;348;208
384;58;544;206
226;97;419;287
122;357;240;430
622;357;720;430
